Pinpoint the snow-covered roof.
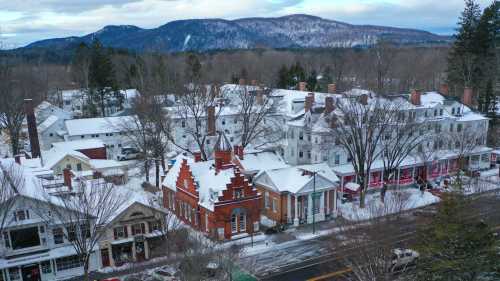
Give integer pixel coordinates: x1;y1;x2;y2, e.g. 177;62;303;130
89;159;125;170
65;116;135;136
52;139;105;151
42;148;90;169
420;92;444;108
237;150;289;174
255;163;338;194
38;115;59;132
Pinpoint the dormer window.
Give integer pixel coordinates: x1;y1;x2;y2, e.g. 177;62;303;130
234;189;244;199
439;109;443;116
14;210;30;221
452;108;455;115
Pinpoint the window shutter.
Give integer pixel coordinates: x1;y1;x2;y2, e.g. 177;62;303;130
124;226;128;238
12;212;16;222
148;222;153;233
141;223;145;234
26;210;30;219
113;228;117;240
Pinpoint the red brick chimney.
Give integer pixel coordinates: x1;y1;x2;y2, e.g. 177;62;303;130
63;168;72;191
239;78;246;86
410;89;421;106
439;84;449;96
327;84;337;94
298;82;307;91
214;132;233;173
193;151;202;162
462;87;473;107
24;99;41;158
305;93;315;112
324;96;335;114
233;145;244;160
207;106;216;136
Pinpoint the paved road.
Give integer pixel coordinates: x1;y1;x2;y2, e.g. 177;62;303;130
248;187;500;281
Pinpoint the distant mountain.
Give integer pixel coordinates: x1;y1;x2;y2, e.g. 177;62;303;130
22;14;451;53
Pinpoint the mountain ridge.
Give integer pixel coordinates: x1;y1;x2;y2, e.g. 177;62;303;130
22;14;452;53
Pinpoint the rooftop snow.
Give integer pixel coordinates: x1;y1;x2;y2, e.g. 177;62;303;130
65;116;135;136
52;139;105;151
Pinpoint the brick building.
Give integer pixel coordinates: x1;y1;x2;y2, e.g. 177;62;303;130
162;132;261;240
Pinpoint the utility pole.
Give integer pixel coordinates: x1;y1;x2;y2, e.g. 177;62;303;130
312;171;316;235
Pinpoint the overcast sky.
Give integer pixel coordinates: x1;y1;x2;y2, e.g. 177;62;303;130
0;0;493;48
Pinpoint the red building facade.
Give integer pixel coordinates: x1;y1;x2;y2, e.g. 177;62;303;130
163;133;261;240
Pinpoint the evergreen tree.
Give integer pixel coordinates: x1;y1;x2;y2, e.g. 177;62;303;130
447;0;482;91
414;190;499;281
277;65;290;89
88;39;117;117
185;53;202;83
447;0;498;114
306;70;319;91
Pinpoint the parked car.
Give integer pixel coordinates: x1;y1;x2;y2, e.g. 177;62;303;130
152;266;178;281
391;248;419;271
117;147;140;161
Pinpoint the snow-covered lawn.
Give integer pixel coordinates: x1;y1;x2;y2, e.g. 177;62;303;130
338;188;440;221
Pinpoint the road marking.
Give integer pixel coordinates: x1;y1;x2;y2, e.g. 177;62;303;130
306;268;352;281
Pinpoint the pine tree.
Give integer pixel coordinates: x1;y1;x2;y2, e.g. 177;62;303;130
414;190;499;281
277;65;290;89
306;70;318;91
88;39;117;117
447;0;498;114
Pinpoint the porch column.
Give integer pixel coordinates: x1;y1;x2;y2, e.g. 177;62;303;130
411;166;415;183
294;195;299;226
325;190;330;215
396;168;401;187
333;188;337;217
307;193;313;224
287;193;292;223
340;176;344;205
319;191;325;221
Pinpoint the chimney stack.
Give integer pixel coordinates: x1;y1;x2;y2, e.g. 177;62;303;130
462;87;474;107
239;78;246;86
410;89;421;106
63;168;72;191
327;83;337;94
324;96;335;114
256;90;264;105
298;82;307;91
251;80;258;86
14;155;21;165
359;94;368;105
24;99;41;158
233;145;244;160
207;106;216;136
305;93;315;112
193;151;202;162
439;84;449;96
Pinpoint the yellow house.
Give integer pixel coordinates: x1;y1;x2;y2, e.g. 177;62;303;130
43;149;92;175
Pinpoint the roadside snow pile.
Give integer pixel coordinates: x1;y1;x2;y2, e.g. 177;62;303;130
339;188;440;221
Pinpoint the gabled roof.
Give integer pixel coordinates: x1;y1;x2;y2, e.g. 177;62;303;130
52;139;105;151
42;148;90;169
65;116;135;136
237;150;289;174
254;163;338;194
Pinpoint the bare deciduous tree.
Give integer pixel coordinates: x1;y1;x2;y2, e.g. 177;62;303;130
233;86;282;149
0;161;24;256
169;84;222;161
38;179;128;281
330;95;398;208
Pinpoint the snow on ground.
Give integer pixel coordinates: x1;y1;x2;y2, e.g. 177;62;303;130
338;188;440;221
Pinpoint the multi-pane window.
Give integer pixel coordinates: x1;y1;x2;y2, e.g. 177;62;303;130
264;192;270;209
239;213;246;232
113;226;127;240
8;268;20;280
131;223;145;235
231;214;237;233
148;221;161;233
3;232;10;248
67;225;76;241
41;261;52;274
53;228;64;244
272;199;278;213
56;255;83;271
14;210;29;221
